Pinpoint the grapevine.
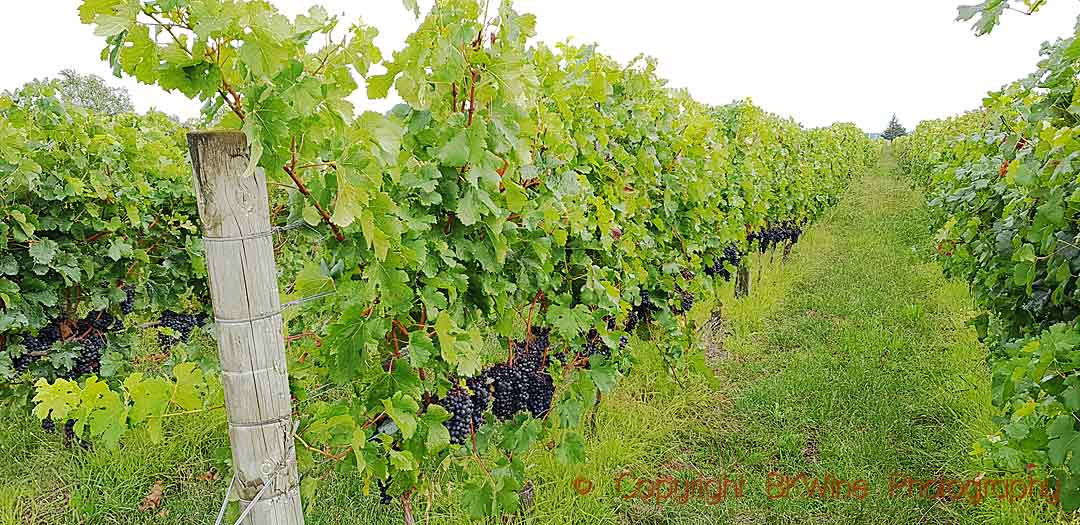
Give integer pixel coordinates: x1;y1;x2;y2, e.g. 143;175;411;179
895;0;1080;509
12;0;884;519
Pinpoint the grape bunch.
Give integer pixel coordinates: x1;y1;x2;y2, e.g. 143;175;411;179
14;323;61;371
119;285;136;315
747;223;804;253
64;328;105;379
704;244;742;281
61;419;90;449
157;310;208;349
437;387;475;445
376;478;393;505
671;285;695;315
483;356;558;422
524;370;554;418
487;363;530;421
512;326;549;373
581;328;612;360
13;313;109;377
465;375;490;427
624;290;656;332
87;310;118;331
39;417;88;447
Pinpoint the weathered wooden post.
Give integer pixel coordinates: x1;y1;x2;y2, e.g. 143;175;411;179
188;131;304;525
735;265;750;298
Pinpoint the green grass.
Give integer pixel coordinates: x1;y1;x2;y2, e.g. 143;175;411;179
2;156;1075;523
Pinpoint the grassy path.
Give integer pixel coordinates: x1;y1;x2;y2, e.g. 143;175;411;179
518;158;1017;524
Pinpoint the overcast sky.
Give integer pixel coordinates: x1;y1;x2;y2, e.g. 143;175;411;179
3;1;1078;132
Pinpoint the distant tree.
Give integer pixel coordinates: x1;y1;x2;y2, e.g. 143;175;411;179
882;114;908;141
55;69;133;115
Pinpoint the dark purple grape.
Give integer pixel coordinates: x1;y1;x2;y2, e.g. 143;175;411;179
436;388;474;445
120;285;136;315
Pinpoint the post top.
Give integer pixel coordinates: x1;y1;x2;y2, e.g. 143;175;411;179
187;129;245;136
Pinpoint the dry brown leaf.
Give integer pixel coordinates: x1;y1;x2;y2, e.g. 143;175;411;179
138;480;164;512
196;470;219;482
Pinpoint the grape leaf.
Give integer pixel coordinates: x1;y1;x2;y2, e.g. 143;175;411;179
555;431;586;465
32;378;80;422
28;239;58;266
383;393;419;440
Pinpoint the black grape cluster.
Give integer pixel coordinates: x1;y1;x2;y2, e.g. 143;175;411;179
119;285;136;315
487;363;531;421
512;326;549;373
493;327;556;419
624;290;656;332
671;285;695;315
157;310;208;349
704;244;743;281
747;223;804;253
13;310;117;377
14;324;60;372
524;371;554;418
377;478;393;505
581;328;612;360
64;328;106;380
433;327;565;442
465;375;489;427
40;417;90;448
437;387;475;445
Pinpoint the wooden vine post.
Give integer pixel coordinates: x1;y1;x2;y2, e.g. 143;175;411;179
188;131;305;525
735;265;751;298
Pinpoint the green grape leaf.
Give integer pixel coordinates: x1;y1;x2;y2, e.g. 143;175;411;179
555;431;586;465
106;239;133;261
388;449;416;471
407;331;435;368
587;360;620;394
351;427;370;471
29;239;58;266
499;414;541;455
171;362;206;411
438;130;470;168
383;393;420;440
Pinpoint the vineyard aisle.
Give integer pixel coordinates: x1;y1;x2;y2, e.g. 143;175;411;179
524;155;1061;524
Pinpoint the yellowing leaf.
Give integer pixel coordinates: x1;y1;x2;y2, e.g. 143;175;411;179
32;378;81;422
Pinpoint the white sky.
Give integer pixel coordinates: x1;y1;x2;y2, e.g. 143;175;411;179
2;1;1078;132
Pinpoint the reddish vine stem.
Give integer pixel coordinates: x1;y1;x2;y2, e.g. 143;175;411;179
85;231;110;243
514;290;546;365
285;332;322;346
465;69;479;127
451;82;458;112
294;432;349;462
360;412;388;430
284;138;345;242
525;290;544;335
